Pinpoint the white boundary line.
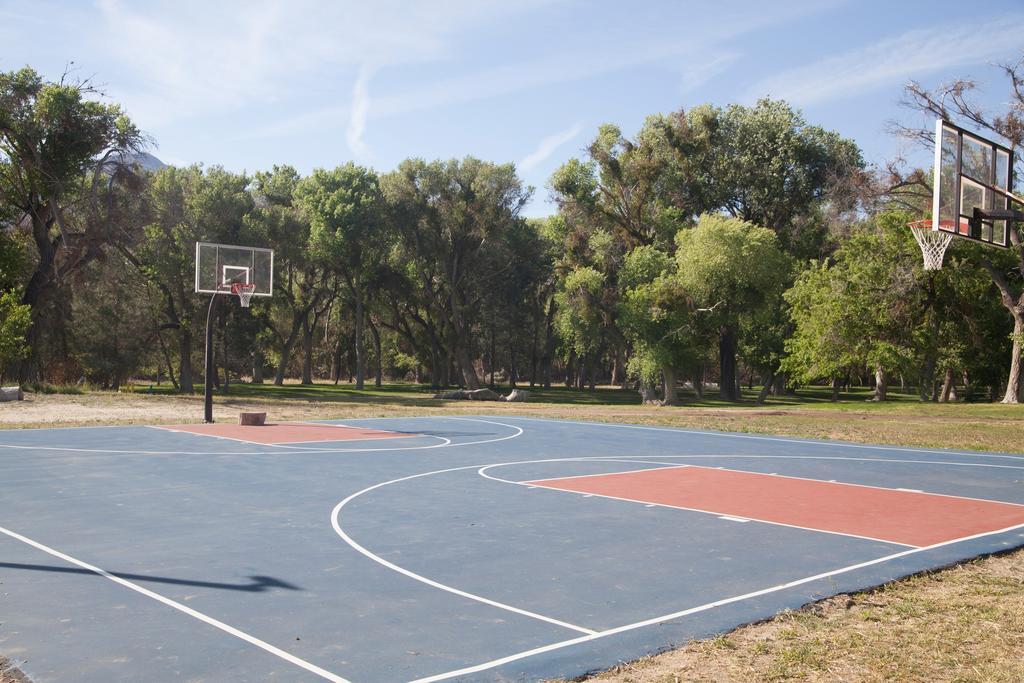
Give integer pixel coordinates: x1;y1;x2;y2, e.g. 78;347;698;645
330;460;597;636
480;464;919;549
0;418;522;456
326;450;1024;682
502;415;1024;460
0;525;349;683
270;434;450;450
151;423;435;447
409;515;1024;683
590;453;1024;473
331;451;1024;644
524;463;691;484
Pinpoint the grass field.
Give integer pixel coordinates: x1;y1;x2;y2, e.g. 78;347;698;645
4;381;1023;682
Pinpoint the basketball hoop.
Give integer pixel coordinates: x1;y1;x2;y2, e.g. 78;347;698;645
231;282;257;307
909;220;953;270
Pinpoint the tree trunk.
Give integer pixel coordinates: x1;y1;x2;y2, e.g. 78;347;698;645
178;327;194;393
639;379;659;404
565;350;575;388
529;317;538;388
488;320;496;388
221;317;230;392
542;299;556;389
662;366;679;405
692;364;704;400
830;376;841;402
871;366;888;401
756;370;775;405
274;312;305;386
368;316;383;388
300;315;314;385
453;342;479;390
509;338;518;389
719;324;739;401
1002;314;1022;403
252;346;264;384
354;296;365;390
938;368;952;402
920;351;937;402
331;334;344;384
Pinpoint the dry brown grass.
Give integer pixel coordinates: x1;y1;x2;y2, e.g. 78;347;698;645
572;550;1024;683
0;656;29;683
2;388;1022;454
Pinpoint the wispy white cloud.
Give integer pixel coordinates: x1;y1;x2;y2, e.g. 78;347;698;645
346;66;373;158
254;0;838;138
680;52;741;93
747;14;1024;106
519;122;583;171
85;0;563;127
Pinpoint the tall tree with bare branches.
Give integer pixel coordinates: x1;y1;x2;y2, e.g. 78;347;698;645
897;57;1024;403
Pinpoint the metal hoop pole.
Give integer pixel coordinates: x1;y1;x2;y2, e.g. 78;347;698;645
203;290;222;423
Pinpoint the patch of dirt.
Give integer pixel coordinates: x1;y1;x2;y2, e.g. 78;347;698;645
0;657;30;683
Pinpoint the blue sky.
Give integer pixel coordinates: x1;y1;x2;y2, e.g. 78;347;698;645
2;0;1022;217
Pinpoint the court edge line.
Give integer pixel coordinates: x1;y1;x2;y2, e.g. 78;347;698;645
480;464;918;549
588;453;1024;472
531;459;1024;510
409;520;1024;683
501;415;1024;460
335;447;1011;646
330;461;596;636
335;454;1024;643
0;525;349;683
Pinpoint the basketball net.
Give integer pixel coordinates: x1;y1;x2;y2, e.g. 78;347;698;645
231;282;257;308
908;220;953;271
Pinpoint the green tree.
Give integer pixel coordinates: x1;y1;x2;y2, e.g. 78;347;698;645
618;245;702;404
72;253;160;389
554;266;606;388
127;165;253;392
782;213;924;400
0;67;144;380
686;99;863;259
0;230;29;378
246;165;334;386
676;214;791;401
295;163;388;389
381;157;531;389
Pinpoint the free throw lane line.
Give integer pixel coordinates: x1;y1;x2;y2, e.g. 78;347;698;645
479;464;917;548
0;525;350;683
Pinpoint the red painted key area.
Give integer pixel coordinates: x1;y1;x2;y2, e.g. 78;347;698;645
158;422;417;445
527;465;1024;547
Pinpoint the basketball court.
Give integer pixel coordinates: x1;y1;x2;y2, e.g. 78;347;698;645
2;119;1022;681
2;415;1023;682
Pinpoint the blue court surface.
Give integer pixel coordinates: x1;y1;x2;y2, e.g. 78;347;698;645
2;415;1023;682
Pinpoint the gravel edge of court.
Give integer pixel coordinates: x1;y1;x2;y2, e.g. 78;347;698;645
0;657;31;683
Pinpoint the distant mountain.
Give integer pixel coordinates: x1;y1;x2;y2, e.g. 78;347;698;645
102;150;167;174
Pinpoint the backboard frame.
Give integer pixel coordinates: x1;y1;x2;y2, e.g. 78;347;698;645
195;242;274;297
932;119;1016;249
